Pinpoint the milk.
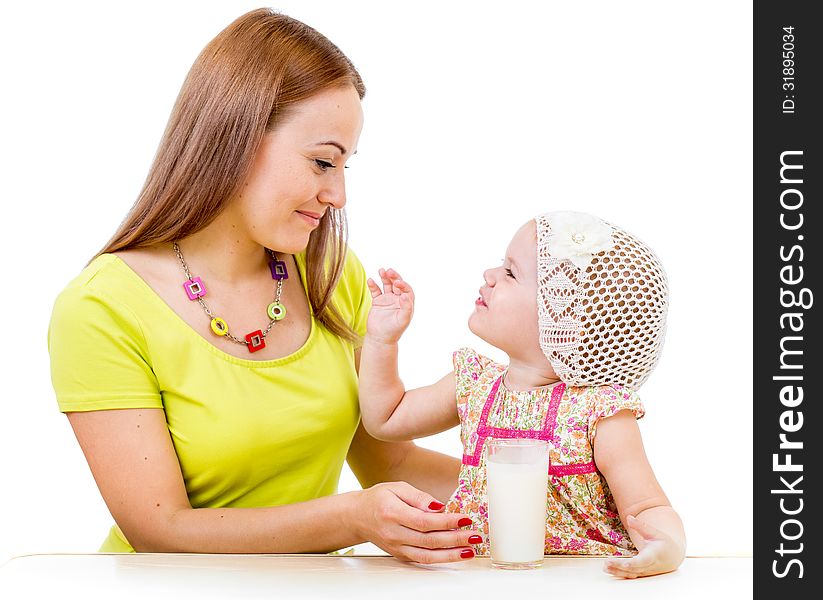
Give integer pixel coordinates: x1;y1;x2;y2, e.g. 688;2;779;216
486;441;549;567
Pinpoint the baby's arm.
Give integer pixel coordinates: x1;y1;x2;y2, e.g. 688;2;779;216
593;410;686;579
358;268;459;442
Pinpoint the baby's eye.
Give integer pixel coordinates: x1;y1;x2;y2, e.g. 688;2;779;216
314;159;335;171
505;268;515;279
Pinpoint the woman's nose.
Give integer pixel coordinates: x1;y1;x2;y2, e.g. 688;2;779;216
318;174;347;209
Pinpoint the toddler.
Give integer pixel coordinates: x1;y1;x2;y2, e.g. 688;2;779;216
358;211;685;578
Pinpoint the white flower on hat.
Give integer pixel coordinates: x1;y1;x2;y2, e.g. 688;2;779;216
546;211;615;269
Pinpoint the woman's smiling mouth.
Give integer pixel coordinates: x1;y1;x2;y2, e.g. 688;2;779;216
296;210;322;226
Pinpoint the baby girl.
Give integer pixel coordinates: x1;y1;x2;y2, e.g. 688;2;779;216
358;211;686;578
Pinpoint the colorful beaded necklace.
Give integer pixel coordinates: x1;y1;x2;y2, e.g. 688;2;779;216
173;242;288;353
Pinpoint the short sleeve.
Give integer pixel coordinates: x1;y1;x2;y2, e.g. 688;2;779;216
344;248;371;342
321;247;371;347
48;284;162;412
586;385;645;444
452;347;495;405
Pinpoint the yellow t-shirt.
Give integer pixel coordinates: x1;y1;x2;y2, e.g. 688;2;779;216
48;250;370;552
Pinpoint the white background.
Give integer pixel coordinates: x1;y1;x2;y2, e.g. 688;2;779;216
0;1;752;562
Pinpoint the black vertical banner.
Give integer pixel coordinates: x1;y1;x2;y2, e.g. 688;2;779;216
754;2;821;598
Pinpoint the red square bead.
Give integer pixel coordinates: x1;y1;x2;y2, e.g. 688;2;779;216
245;330;266;353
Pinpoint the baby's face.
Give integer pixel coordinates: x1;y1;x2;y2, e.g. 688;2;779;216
469;221;544;362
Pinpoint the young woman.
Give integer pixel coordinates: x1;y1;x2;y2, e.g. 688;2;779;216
48;8;479;563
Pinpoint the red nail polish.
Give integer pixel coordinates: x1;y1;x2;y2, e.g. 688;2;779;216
457;517;473;527
428;501;445;510
460;549;475;559
468;535;483;544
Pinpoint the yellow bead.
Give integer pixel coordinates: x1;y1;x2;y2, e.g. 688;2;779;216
210;317;228;336
267;302;286;321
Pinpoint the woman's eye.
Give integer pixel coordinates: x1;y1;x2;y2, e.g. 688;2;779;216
314;159;335;171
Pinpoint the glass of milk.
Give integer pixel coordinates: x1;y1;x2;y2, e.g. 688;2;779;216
486;438;550;569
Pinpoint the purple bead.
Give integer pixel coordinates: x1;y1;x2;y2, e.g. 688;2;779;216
269;259;289;280
183;277;207;300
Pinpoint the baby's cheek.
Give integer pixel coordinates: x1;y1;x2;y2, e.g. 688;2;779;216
509;304;540;344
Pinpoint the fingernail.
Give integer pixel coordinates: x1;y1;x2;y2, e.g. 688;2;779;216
468;535;483;544
457;518;473;527
428;501;445;510
460;549;475;559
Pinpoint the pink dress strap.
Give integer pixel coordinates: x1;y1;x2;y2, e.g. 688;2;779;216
462;375;596;476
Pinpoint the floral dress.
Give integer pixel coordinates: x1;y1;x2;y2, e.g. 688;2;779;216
445;347;644;556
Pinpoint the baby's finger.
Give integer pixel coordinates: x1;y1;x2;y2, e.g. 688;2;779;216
366;278;384;298
393;279;414;293
378;268;395;295
603;558;640;579
402;283;415;304
603;554;655;578
384;269;408;296
604;563;640;579
392;280;416;306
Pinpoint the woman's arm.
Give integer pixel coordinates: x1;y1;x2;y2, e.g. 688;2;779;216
593;409;686;578
67;408;477;562
68;408;359;553
358;268;459;441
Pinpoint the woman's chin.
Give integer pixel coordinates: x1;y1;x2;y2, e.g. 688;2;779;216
265;235;310;255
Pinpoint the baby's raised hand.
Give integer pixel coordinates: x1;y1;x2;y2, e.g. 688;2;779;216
603;515;684;579
365;268;415;344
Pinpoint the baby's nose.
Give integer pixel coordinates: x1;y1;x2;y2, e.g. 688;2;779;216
483;268;495;286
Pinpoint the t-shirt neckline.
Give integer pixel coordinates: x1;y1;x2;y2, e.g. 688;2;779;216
101;252;318;368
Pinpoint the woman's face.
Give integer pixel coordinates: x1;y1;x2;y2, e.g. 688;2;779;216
230;84;364;254
469;221;545;363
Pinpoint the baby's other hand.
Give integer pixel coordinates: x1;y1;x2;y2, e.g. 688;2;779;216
365;268;415;344
603;515;684;579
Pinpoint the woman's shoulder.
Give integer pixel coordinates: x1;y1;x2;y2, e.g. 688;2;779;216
295;245;366;287
57;254;131;301
339;246;367;286
293;244;369;338
52;252;154;327
313;245;368;308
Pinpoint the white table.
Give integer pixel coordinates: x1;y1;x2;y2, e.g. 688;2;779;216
0;553;751;600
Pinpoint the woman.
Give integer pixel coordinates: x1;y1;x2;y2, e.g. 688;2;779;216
48;8;480;563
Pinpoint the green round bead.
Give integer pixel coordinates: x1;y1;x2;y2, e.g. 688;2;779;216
267;302;286;321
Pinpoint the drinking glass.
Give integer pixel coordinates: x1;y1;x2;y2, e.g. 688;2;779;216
486;438;550;569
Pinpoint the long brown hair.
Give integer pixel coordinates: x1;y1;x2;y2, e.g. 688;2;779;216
97;8;365;343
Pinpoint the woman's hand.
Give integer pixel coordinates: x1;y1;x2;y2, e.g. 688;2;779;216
603;514;685;578
349;481;482;564
366;268;414;344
